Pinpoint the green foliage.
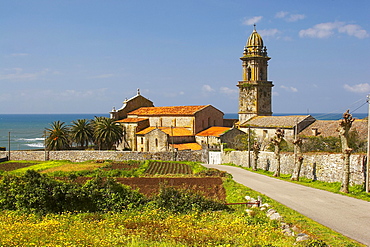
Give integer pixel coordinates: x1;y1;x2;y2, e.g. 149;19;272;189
195;168;231;178
267;139;293;152
45;121;70;150
301;129;366;153
232;130;257;151
301;135;341;153
152;185;230;213
0;170;146;214
81;175;147;212
92;117;123;150
348;129;367;153
70;119;94;148
9;160;68;174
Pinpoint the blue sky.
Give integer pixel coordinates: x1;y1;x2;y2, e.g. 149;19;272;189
1;0;369;115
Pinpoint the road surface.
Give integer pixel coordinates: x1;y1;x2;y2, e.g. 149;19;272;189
203;164;370;246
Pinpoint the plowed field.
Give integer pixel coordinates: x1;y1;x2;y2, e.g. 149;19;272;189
69;177;226;200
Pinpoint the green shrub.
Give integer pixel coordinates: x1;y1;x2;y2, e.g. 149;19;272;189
152;185;230;213
0;170;146;214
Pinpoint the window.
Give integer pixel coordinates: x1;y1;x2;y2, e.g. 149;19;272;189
155;138;158;147
247;68;251;81
141;137;144;144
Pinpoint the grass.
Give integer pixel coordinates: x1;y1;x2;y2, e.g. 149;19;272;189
7;160;69;174
41;161;108;173
223;177;363;246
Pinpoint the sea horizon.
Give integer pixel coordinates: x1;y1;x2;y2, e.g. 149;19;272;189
0;112;367;150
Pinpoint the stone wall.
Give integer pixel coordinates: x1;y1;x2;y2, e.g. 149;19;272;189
0;150;207;163
222;151;366;185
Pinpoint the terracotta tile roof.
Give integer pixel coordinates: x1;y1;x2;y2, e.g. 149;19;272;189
242;115;313;128
136;127;193;136
170;143;202;151
300;119;368;139
128;105;210;116
115;118;148;123
196;127;230;137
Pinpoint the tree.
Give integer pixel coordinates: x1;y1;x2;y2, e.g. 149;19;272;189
291;138;304;181
93;117;123;150
233;129;257;151
70;119;93;149
337;110;354;193
271;128;284;177
252;141;260;171
45;121;70;150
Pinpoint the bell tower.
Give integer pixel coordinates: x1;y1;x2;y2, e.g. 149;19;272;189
237;26;273;123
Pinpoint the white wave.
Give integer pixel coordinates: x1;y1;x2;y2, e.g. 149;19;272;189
24;143;45;148
17;138;45;142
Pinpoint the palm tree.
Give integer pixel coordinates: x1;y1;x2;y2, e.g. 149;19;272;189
70;119;93;149
93;117;123;150
45;121;70;150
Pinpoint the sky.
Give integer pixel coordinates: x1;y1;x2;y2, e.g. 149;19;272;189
1;0;370;115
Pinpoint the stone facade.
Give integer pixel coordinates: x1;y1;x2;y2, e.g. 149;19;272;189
222;150;366;185
0;150;207;163
238;28;273;123
110;90;154;120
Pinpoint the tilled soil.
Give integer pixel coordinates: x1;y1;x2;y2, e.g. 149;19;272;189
66;176;226;200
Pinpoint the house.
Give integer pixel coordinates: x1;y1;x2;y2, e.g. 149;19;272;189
113;92;225;151
239;115;316;149
136;127;198;152
299;119;368;139
195;126;246;149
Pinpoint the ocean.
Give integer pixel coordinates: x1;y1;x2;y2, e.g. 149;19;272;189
0;113;367;150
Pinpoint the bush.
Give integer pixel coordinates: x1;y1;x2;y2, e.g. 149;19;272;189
152;185;230;213
0;170;146;214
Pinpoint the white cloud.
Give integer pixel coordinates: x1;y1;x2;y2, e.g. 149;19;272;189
0;68;51;81
243;16;263;26
344;83;370;93
287;14;305;22
299;21;368;39
220;87;237;96
275;11;288;19
202;84;215;92
280;85;298;92
275;11;305;22
338;24;369;39
259;29;280;38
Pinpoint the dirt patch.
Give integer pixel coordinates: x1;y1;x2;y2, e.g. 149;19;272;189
0;162;38;171
63;177;226;201
117;177;226;200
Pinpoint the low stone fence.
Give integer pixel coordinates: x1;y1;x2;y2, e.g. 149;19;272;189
0;150;207;163
222;151;366;185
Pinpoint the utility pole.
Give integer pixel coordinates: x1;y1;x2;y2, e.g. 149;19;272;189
171;126;175;161
8;132;10;161
248;127;251;168
366;94;370;193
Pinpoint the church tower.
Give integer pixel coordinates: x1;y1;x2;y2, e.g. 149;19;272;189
237;26;273;123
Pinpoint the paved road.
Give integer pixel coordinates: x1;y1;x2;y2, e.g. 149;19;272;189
203;164;370;246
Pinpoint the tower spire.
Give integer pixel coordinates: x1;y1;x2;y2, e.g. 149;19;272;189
237;28;273;123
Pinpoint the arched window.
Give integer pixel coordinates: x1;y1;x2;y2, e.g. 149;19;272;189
247;68;252;81
155;138;158;147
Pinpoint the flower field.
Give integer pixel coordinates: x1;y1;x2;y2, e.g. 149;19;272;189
0;208;296;247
